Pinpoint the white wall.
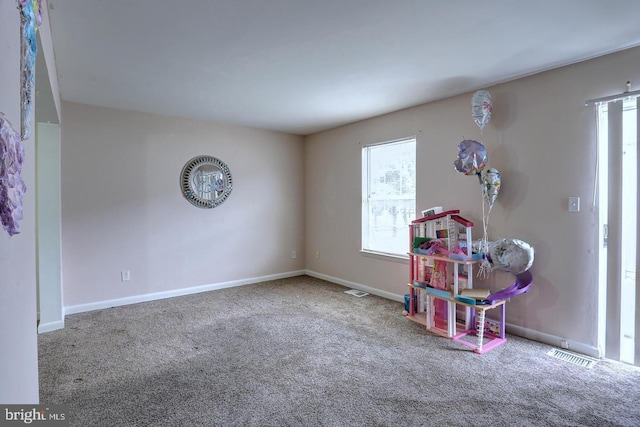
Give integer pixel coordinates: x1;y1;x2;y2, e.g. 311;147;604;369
305;45;640;353
37;122;63;333
0;1;39;404
61;102;305;309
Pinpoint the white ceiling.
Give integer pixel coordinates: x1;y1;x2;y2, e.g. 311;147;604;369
46;0;640;135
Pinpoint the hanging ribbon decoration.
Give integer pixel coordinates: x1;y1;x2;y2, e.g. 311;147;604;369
0;113;27;236
0;1;41;236
19;0;42;140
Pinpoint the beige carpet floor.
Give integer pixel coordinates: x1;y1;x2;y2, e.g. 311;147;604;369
39;275;640;426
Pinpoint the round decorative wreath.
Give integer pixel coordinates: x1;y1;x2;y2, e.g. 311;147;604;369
180;155;233;209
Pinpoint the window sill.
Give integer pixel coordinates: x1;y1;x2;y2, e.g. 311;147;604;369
360;250;409;264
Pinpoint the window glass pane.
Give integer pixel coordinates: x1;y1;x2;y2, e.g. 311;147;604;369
620;100;637;364
362;138;416;256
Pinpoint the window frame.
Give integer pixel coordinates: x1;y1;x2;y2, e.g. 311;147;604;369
361;136;416;259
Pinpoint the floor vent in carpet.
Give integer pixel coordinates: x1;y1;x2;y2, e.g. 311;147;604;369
344;289;369;297
547;348;598;368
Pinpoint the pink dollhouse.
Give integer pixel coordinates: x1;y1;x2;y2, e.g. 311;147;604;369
406;209;508;353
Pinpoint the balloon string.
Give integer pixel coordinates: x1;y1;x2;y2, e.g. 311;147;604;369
478;185;489;279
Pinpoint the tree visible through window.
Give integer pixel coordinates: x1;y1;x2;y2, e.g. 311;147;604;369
362;137;416;256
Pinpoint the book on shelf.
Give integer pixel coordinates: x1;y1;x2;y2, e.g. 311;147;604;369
412;280;428;288
460;288;490;299
424;287;452;299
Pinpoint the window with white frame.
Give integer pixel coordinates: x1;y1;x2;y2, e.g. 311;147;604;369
362;137;416;257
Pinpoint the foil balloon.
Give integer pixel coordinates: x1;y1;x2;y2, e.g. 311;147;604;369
482;168;501;210
471;90;492;131
488;238;534;274
453;139;488;177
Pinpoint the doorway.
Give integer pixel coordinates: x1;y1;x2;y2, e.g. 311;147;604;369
596;96;639;365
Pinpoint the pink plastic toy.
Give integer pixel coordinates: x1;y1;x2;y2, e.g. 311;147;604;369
487;270;533;302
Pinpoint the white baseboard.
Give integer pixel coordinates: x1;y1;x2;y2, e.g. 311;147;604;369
304;270;405;303
61;269;602;359
304;269;602;359
64;270;306;315
38;319;65;334
506;323;602;359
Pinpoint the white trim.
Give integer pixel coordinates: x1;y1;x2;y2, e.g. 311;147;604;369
361;134;418;149
304;269;404;303
506;323;602;359
359;249;409;263
585;88;640;106
38;320;64;334
64;270;306;315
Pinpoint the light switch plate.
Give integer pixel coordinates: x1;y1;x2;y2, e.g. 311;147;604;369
568;197;580;212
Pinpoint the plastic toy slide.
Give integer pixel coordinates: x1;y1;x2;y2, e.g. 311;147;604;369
486;270;533;302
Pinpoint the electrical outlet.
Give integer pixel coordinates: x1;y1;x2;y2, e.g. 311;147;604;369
291;251;297;259
561;339;569;349
315;251;320;258
121;270;130;282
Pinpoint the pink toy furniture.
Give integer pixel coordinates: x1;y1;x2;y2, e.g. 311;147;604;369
406;209;508;354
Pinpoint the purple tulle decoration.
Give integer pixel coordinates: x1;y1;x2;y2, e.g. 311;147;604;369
0;113;27;236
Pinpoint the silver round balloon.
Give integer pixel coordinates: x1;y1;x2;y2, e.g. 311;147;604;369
488;238;534;274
